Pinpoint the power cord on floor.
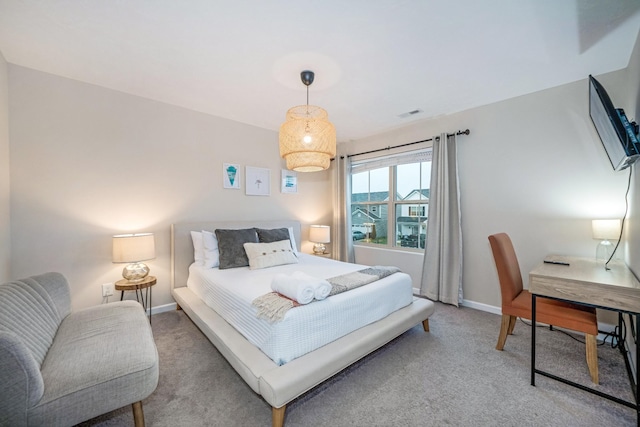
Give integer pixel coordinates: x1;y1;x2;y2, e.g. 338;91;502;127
518;317;621;347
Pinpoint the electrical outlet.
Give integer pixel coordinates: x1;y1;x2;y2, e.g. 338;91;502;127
102;283;114;297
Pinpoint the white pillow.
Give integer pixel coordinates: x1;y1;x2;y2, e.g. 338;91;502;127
202;230;220;268
287;227;299;253
243;240;299;270
190;231;204;266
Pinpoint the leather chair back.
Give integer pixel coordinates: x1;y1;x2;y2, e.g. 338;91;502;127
488;233;523;308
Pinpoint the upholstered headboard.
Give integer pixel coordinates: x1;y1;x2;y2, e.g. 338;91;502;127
170;220;302;289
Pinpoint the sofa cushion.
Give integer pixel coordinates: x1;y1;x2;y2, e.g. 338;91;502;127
31;301;159;426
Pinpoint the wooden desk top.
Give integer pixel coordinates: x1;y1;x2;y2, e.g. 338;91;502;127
529;256;640;313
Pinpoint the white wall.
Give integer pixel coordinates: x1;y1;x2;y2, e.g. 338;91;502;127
8;65;333;310
620;28;640;381
0;51;9;282
345;69;632;309
624;30;640;275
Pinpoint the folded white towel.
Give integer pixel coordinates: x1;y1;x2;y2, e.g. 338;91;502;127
271;273;315;304
295;271;331;300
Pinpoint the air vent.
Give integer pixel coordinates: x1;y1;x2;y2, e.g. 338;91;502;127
397;109;423;118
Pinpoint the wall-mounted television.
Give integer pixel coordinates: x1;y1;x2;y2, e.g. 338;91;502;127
589;74;640;171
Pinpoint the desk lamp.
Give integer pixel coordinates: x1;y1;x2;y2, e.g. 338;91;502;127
591;219;621;263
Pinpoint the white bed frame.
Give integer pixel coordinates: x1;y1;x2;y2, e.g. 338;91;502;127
170;220;435;427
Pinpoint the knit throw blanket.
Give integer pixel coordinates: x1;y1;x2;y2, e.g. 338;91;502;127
252;266;400;323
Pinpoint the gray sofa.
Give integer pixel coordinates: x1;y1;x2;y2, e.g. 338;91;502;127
0;272;159;426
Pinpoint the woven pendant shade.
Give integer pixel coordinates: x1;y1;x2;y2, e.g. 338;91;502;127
279;105;336;172
279;70;337;172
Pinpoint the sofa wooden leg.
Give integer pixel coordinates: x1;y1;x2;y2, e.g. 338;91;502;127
176;304;182;311
132;401;145;427
272;405;286;427
496;314;511;350
422;319;430;332
585;334;599;384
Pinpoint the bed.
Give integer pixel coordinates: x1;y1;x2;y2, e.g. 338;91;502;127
170;220;435;427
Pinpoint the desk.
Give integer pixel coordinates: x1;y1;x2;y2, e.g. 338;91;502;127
529;257;640;422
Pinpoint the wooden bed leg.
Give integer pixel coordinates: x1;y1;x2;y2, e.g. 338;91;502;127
422;319;430;332
272;405;286;427
176;304;182;311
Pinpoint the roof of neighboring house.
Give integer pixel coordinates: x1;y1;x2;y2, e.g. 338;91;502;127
351;191;400;203
351;207;381;220
351;190;430;203
402;189;430;200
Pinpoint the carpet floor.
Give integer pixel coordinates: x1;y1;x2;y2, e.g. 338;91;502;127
78;303;637;426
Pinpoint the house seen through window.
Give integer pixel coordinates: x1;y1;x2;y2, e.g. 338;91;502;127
350;149;431;250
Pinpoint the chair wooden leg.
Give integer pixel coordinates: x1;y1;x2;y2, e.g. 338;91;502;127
422;319;430;332
496;314;512;350
585;334;599;384
272;405;286;427
507;315;516;335
132;401;145;427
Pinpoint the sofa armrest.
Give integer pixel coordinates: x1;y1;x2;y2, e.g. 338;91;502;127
0;332;45;426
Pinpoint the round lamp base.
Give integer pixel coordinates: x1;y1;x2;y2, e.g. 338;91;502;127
123;262;150;283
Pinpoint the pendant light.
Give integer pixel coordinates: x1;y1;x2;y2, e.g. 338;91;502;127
279;70;336;172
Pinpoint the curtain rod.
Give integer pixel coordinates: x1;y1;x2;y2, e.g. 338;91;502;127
342;128;470;159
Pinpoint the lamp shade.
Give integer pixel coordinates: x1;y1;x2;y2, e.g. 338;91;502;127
591;219;621;240
112;233;156;263
309;225;330;243
279;105;336;172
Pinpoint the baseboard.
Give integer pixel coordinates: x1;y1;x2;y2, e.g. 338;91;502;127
148;302;177;315
460;299;501;315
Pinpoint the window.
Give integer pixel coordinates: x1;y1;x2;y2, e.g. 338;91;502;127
350;149;431;250
408;206;425;216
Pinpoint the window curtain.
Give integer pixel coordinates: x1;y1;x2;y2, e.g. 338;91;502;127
420;133;463;306
333;155;355;263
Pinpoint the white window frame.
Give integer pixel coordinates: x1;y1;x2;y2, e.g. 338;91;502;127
350;148;432;252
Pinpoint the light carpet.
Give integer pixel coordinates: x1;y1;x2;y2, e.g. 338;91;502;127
77;303;636;426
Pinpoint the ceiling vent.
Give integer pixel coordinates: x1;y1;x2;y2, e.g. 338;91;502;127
397;109;423;119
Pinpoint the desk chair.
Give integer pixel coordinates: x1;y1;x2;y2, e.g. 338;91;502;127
488;233;599;384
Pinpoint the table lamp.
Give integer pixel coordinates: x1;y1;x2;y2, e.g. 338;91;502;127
592;219;621;263
112;233;156;282
309;225;330;254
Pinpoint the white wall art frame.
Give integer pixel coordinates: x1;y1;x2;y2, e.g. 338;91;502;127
223;163;241;189
246;166;271;196
281;169;297;193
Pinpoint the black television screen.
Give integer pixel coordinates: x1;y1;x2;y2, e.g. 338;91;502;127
589;74;640;171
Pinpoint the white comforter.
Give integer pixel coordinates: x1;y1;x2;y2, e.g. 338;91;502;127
187;254;413;365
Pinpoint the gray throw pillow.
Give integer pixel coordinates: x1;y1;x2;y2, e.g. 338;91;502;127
255;228;290;244
215;228;259;269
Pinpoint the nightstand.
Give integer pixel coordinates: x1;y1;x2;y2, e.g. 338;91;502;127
313;253;332;258
115;275;157;324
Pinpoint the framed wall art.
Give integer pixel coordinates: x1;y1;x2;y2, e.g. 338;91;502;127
245;166;270;196
223;163;241;189
281;169;297;193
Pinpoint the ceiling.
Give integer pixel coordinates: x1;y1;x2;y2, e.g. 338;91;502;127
1;0;640;142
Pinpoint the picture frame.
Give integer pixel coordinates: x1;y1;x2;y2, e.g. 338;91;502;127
223;163;241;189
281;169;297;193
245;166;270;196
